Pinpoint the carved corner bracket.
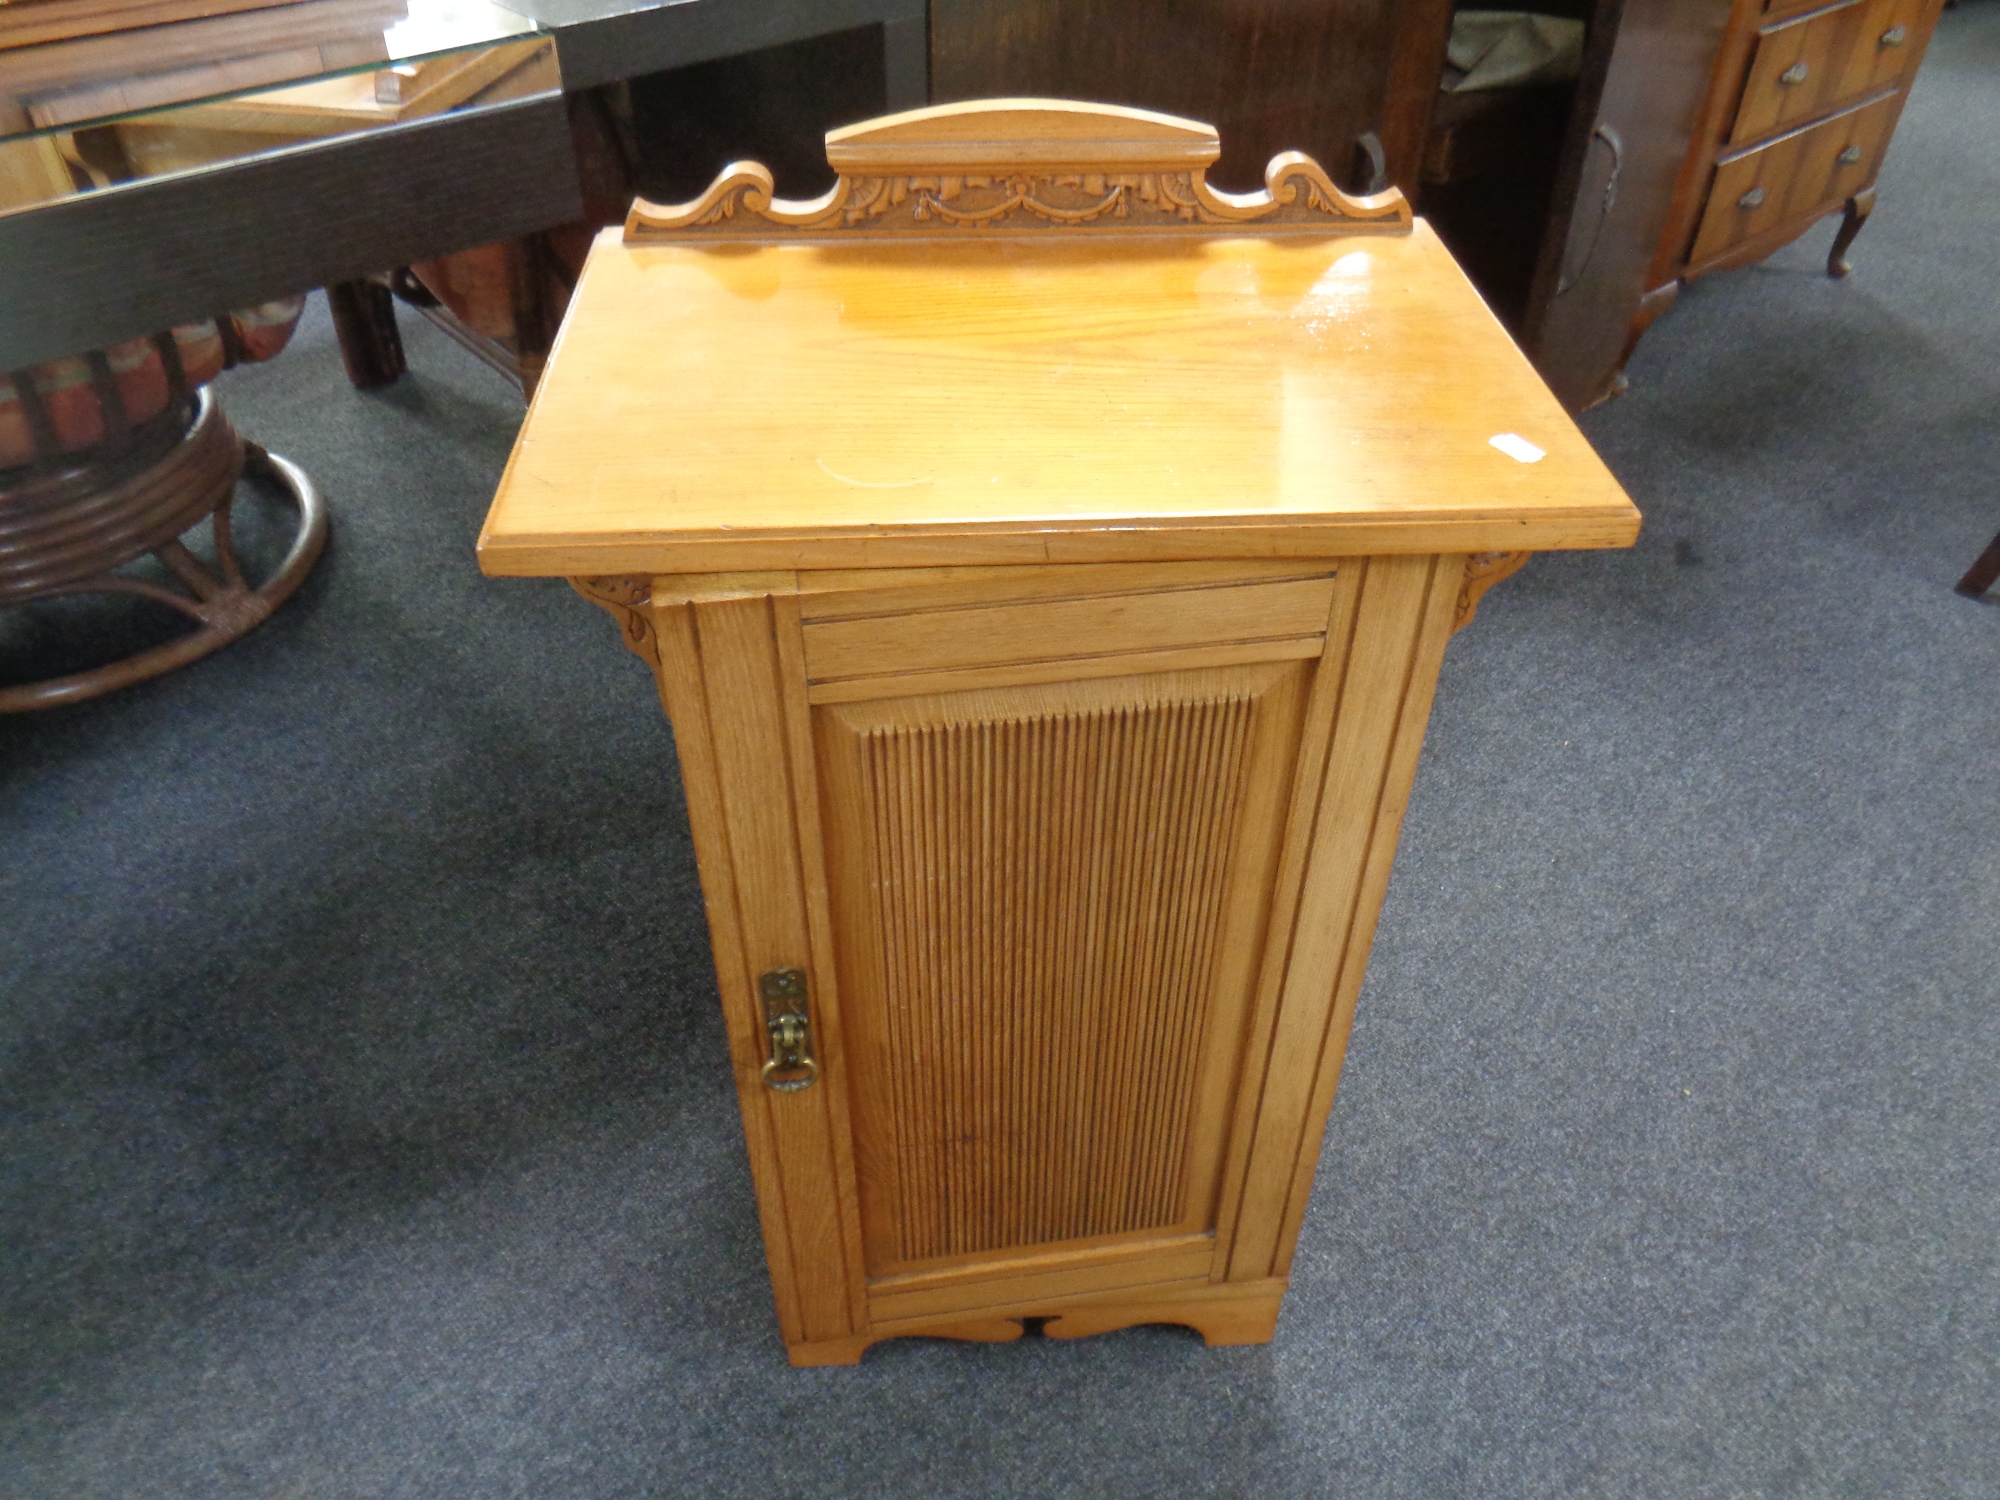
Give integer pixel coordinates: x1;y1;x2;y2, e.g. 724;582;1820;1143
1454;551;1533;633
569;575;657;666
626;100;1411;243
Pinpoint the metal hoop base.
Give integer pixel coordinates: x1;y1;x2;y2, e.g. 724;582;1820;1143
0;391;329;713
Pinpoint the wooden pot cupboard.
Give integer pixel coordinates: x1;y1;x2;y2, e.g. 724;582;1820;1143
478;100;1642;1367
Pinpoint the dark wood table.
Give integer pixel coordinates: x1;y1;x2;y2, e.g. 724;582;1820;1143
0;0;924;707
0;0;926;374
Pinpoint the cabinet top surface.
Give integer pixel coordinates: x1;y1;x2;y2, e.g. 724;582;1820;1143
479;221;1641;575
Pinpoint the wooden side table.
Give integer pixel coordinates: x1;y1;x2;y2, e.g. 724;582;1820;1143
479;100;1641;1366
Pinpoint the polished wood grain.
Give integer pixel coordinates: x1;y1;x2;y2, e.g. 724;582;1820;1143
796;561;1338;703
1728;0;1927;146
1689;90;1900;265
487;102;1637;1366
793;1275;1287;1364
863;1227;1215;1299
854;694;1253;1258
575;548;1586;1363
792;558;1339;618
1646;0;1778;291
610;553;1513;1362
1040;1277;1286;1346
867;1245;1218;1323
479;109;1636;579
1825;183;1876;278
644;588;868;1347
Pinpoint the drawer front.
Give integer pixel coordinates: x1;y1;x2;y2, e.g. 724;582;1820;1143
1731;0;1927;146
1692;92;1900;266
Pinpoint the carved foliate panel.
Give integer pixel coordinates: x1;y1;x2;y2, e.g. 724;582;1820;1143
1454;551;1533;632
570;575;656;665
625;101;1412;243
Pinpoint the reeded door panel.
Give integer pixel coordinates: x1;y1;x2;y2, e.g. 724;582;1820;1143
809;594;1322;1302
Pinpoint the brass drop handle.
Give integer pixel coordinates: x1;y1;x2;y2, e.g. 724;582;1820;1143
1881;24;1907;46
759;967;818;1092
1739;186;1768;209
1838;145;1864;165
1779;60;1810;85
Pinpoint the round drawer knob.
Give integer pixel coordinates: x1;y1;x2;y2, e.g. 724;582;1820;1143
1779;60;1810;85
1881;24;1908;46
1838;145;1864;165
1739;186;1768;209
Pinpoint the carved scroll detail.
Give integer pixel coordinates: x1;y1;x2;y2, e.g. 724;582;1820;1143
1454;551;1532;633
570;574;657;665
626;102;1411;243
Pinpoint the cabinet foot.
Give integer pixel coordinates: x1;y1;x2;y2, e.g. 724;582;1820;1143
1041;1285;1285;1346
1604;279;1682;402
1827;188;1876;278
784;1281;1287;1365
787;1316;1025;1366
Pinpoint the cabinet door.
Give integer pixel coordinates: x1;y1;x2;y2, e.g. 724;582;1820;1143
634;554;1465;1359
802;565;1334;1318
1521;0;1736;410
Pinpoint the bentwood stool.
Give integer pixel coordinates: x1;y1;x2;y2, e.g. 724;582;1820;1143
0;300;328;711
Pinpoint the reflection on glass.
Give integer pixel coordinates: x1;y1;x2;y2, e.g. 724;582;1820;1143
0;0;552;217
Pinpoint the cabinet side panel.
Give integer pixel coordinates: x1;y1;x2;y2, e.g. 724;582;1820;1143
1225;553;1460;1280
1207;564;1366;1272
1268;553;1464;1274
645;600;807;1344
669;595;860;1344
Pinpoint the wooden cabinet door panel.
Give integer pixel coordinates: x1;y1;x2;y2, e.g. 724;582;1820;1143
815;658;1316;1284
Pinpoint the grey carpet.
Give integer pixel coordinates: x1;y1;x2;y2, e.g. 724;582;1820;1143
4;10;1997;1496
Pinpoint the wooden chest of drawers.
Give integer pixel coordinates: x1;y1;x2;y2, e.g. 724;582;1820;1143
1632;0;1943;347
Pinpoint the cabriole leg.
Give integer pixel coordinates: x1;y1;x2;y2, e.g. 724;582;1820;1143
1827;188;1876;279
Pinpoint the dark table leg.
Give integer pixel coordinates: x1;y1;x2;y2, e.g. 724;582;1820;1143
1955;529;2000;599
327;278;407;388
